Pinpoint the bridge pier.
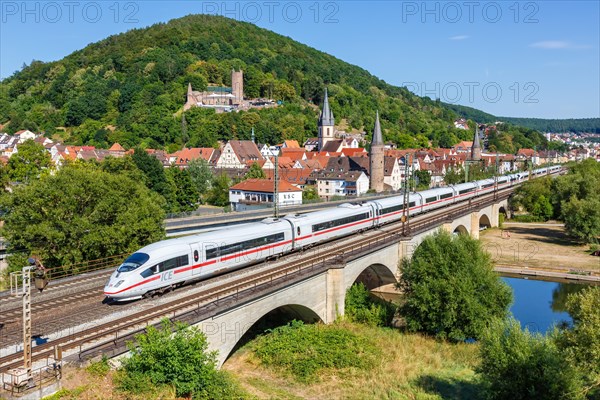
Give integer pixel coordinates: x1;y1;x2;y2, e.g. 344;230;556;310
326;267;345;323
470;211;480;239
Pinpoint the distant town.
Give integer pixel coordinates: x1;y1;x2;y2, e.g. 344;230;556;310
1;90;598;213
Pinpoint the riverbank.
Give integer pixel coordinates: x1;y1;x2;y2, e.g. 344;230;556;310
480;222;599;279
49;323;481;400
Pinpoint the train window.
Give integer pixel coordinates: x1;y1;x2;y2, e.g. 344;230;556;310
377;209;382;215
382;204;403;214
482;183;494;188
459;188;474;194
426;196;437;203
163;258;177;271
140;268;154;278
312;212;369;232
207;233;285;259
118;252;150;273
297;227;301;236
409;201;416;207
440;193;453;199
194;250;199;262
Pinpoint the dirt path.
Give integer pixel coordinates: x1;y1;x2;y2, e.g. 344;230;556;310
480;222;600;275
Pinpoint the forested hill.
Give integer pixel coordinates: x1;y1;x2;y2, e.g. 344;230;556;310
499;117;600;134
444;104;600;133
0;14;545;152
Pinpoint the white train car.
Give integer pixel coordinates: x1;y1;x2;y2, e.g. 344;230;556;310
416;187;455;213
104;219;293;300
451;182;478;202
476;178;496;195
106;165;563;301
283;202;376;248
368;194;421;225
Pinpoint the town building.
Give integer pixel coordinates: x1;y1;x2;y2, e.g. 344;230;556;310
229;178;302;211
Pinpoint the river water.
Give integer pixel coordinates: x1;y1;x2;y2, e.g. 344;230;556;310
502;277;593;333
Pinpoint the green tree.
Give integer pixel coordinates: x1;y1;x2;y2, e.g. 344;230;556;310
7;140;52;183
444;167;464;185
131;147;177;212
345;283;396;327
512;176;554;220
187;158;213;200
0;164;165;270
414;169;431;190
556;287;600;397
302;185;319;202
121;319;241;398
244;162;266;179
165;167;199;212
397;230;512;341
206;173;231;207
478;318;584;400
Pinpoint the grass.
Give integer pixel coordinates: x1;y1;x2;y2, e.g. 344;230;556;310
224;322;483;399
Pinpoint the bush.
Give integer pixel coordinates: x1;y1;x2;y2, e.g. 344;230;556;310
398;230;512;341
478;318;584;400
555;286;600;398
120;319;245;399
345;283;396;327
253;320;379;382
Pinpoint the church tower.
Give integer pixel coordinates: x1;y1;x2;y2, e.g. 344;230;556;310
318;88;335;151
471;124;482;161
184;82;195;111
369;111;385;192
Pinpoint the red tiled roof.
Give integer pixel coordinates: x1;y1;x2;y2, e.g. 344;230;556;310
109;143;125;152
230;178;302;193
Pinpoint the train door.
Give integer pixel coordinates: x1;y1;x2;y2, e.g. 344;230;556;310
190;242;203;276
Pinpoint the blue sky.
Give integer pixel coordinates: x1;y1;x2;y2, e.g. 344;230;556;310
1;1;598;119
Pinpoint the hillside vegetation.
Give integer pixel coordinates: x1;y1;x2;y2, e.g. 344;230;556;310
1;15;546;151
445;104;600;133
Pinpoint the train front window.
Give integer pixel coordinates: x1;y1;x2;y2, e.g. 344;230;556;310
117;252;150;273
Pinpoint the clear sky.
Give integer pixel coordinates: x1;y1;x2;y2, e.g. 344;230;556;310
1;1;598;119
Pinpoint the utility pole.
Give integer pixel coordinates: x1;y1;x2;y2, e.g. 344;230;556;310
402;152;412;236
10;258;48;388
494;152;499;200
273;150;279;219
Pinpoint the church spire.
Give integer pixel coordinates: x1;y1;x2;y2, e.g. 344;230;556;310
318;88;334;127
471;125;482;161
372;110;383;146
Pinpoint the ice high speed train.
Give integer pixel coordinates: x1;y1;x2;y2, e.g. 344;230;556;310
104;165;561;301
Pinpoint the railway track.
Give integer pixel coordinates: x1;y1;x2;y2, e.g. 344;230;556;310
0;188;513;373
0;268;113;310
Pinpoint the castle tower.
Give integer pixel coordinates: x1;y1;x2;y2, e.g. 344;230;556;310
471;125;482;161
369;111;385;192
231;69;244;104
318;88;335;151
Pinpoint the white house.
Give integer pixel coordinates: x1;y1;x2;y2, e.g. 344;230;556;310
229;178;302;211
14;130;36;143
316;171;369;199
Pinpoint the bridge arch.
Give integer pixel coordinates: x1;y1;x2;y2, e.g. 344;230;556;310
453;224;469;235
479;213;492;230
208;302;323;366
346;262;397;291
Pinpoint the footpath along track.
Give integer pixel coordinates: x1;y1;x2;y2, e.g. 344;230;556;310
0;188;513;373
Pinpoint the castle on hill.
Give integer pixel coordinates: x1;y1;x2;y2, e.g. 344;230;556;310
184;69;277;113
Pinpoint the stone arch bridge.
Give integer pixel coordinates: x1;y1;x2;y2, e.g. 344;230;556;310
194;198;508;366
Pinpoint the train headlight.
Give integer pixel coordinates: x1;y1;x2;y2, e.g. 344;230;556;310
114;280;125;288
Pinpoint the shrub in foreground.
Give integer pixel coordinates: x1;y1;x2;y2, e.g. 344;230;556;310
253;320;379;382
120;319;244;399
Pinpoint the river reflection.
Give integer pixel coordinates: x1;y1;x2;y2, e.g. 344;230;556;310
373;278;594;334
502;277;590;333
